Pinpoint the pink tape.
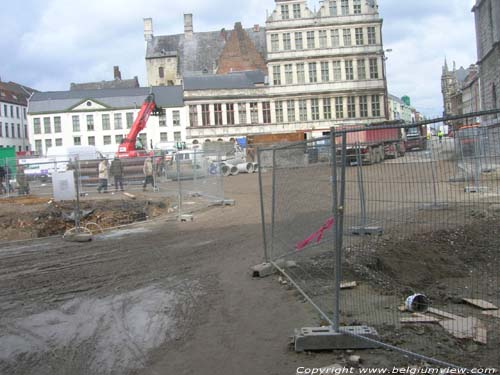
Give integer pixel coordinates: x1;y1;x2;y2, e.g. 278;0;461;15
295;217;335;251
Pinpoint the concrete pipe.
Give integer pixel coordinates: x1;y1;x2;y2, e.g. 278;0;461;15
252;163;259;173
220;164;232;177
224;157;246;166
236;163;254;173
229;165;239;176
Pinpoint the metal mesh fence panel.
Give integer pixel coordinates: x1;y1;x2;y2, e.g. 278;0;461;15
262;114;500;369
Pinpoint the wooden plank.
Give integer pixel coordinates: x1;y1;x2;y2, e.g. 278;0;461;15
428;307;462;320
401;316;440;324
123;192;136;200
340;281;358;290
482;310;500;319
462;299;498;310
439;317;478;339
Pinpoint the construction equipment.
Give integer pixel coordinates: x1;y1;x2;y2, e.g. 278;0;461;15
117;93;162;158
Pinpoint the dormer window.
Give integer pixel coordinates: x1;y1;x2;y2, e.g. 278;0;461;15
293;4;301;18
329;0;337;16
281;4;290;20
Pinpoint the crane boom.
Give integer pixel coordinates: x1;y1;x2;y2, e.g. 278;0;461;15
117;93;161;158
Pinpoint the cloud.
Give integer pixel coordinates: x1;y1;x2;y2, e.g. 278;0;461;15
1;0;479;117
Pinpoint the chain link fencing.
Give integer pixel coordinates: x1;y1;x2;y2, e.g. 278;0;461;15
259;111;500;369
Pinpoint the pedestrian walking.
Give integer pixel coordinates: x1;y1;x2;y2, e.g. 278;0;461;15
438;129;444;144
143;158;154;191
97;159;109;193
0;166;7;194
16;166;30;195
110;156;124;191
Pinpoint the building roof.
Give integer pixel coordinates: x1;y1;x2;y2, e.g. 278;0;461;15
0;81;38;106
146;27;267;75
183;70;266;90
70;77;140;91
28;86;184;114
388;94;404;105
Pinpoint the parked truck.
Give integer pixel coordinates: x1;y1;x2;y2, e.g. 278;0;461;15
404;125;428;151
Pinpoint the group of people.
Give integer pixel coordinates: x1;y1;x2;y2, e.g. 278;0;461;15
0;165;30;195
97;157;156;193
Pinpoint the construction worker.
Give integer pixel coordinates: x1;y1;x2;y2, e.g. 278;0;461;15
109;156;124;191
437;129;444;144
0;166;6;194
16;166;30;195
143;157;154;191
97;159;109;193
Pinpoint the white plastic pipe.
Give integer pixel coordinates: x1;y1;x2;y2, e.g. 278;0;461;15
220;164;231;177
236;163;254;173
229;166;239;176
252;163;259;173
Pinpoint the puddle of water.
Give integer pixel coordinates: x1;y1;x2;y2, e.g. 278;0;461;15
0;283;195;374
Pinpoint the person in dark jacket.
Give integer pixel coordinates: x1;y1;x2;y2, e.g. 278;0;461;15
109;157;124;191
0;166;6;194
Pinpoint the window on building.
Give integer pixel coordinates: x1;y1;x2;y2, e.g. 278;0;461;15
139;133;147;148
55;138;63;147
287;100;296;122
214;104;223;125
493;83;498;110
333;61;342;80
23;108;26;120
114;113;122;129
335;97;344;118
202;104;210;126
311;99;320;120
189;105;198;127
16;107;20;119
126;112;134;129
24;124;28;139
160;132;168;142
355;28;364;45
159;67;164;78
299;100;308;121
35;140;42;154
353;0;361;14
323;98;332;120
102;114;110;130
74;136;81;146
45;139;52;152
17;124;21;138
341;0;349;15
297;63;305;83
369;58;379;79
10;106;13;117
271;34;279;52
283;33;291;50
54;116;61;133
103;135;111;145
4;124;8;137
295;32;303;50
360;96;368;117
319;30;327;48
357;59;366;80
321;62;330;82
0;122;2;137
343;29;351;46
159;109;167;127
330;0;337;16
238;103;247;124
345;60;354;80
273;65;282;85
174;132;181;142
284;64;293;84
250;103;259;124
43;117;51;134
72;115;80;132
347;96;356;118
307;31;315;49
11;124;15;138
34;118;41;134
88;136;95;146
3;105;7;118
87;115;94;131
262;102;271;124
275;101;284;123
309;62;318;83
115;135;124;144
173;110;180;126
331;29;340;47
281;4;290;19
367;27;376;45
226;104;235;125
372;95;381;116
293;3;301;18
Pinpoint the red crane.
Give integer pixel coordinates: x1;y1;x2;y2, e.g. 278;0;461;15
116;93;161;158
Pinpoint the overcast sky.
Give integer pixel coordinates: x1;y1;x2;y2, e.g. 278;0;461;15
0;0;477;116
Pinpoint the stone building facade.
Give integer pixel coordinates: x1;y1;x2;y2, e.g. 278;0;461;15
146;0;388;144
473;0;500;119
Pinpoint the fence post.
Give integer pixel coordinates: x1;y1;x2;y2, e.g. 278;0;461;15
330;128;341;332
270;149;277;261
75;157;81;229
176;155;182;220
257;148;269;263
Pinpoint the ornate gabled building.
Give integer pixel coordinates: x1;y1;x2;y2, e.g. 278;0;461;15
144;0;389;145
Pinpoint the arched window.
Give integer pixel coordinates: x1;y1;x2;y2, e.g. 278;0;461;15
217;138;223;142
205;139;211;143
192;140;199;145
159;67;164;79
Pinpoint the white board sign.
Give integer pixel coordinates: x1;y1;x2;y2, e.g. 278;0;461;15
52;171;76;201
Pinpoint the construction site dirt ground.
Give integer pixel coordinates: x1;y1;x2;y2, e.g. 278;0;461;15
0;153;499;374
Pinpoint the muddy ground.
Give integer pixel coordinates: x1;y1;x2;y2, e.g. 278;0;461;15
0;146;499;374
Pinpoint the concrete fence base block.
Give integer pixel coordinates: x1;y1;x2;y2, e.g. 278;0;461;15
418;202;449;211
294;326;379;352
179;214;194;222
213;199;236;206
251;262;275;278
465;186;488;193
63;232;93;243
274;259;297;269
350;226;383;236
